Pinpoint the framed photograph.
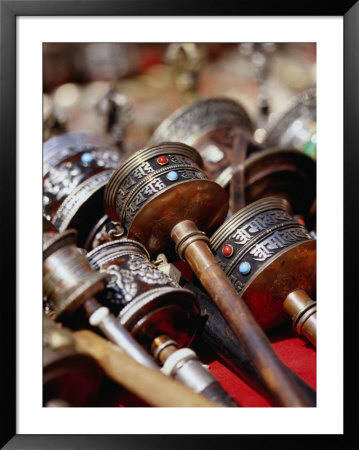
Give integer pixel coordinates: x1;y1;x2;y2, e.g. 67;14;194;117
1;1;356;448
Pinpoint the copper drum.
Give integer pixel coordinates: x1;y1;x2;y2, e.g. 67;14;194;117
43;132;123;248
104;142;229;257
264;88;316;158
43;315;103;406
210;197;316;330
43;227;107;320
149;98;256;180
215;147;316;224
87;239;200;349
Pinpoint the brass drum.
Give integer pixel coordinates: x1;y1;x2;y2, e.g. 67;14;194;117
43;132;123;248
87;239;200;348
104;142;229;256
264;88;316;158
210;197;316;330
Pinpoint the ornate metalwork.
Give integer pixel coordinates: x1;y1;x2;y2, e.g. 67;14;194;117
43;132;115;176
52;170;114;232
87;239;199;348
150;98;254;146
89;242;179;307
104;142;228;256
43;132;122;221
210;197;315;330
264;88;316;158
211;198;311;289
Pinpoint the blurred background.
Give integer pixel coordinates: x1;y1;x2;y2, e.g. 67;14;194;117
43;42;316;153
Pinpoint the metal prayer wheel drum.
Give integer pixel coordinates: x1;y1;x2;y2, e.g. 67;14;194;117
104;142;229;257
87;239;200;349
215;147;316;223
43;225;107;321
264;88;316;159
43;315;103;406
210;197;316;330
149;98;256;180
43;132;123;248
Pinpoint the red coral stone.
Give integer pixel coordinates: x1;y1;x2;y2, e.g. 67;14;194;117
157;155;168;165
222;244;233;257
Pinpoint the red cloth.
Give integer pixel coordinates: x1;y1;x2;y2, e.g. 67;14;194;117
208;328;316;407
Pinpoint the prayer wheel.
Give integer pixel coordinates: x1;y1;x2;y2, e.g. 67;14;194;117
43;132;123;248
104;141;228;257
264;88;316;158
87;239;199;349
87;238;238;406
210;197;316;346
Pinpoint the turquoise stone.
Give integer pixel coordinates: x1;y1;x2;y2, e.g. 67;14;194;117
239;261;251;275
81;152;94;163
166;171;179;181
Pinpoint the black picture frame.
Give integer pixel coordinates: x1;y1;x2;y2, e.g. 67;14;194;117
1;1;357;448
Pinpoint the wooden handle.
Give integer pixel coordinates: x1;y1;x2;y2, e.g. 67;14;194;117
171;220;311;407
73;330;218;408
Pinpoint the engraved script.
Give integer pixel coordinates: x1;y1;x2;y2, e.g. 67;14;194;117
249;228;311;262
128;178;166;213
169;155;194;166
180;169;206;180
231;210;292;245
132;162;154;179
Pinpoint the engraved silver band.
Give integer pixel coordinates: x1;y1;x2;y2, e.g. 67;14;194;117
118;286;196;329
150;98;254;146
43;132;119;176
210;197;292;249
87;238;150;268
119;164;207;225
264;88;316;146
223;223;310;276
52;170;114;232
104;142;204;215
